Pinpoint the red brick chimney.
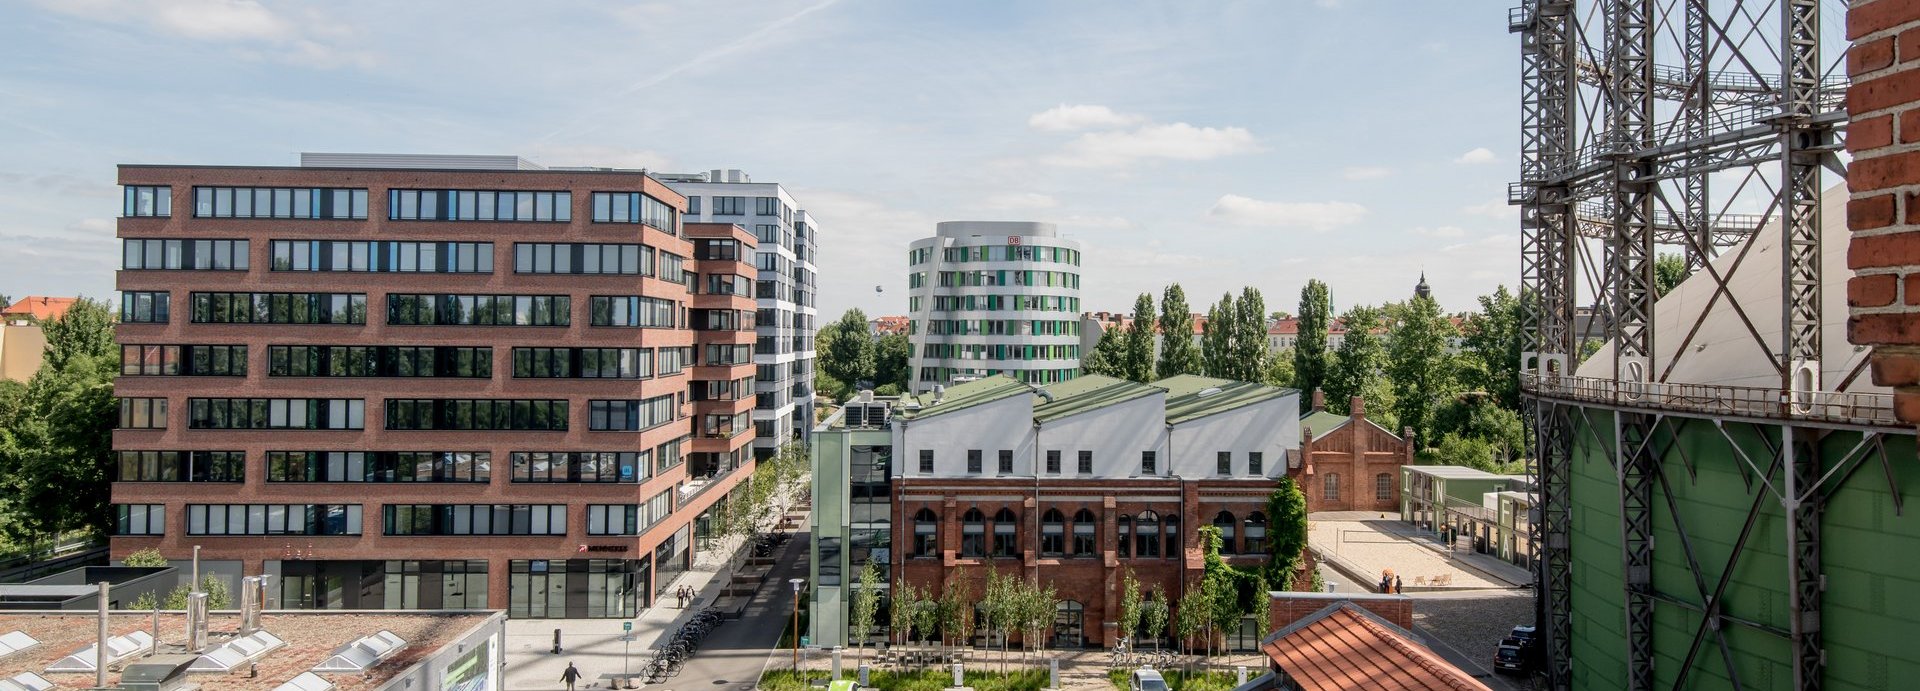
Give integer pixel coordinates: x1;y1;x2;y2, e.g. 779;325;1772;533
1311;388;1325;412
1350;396;1366;419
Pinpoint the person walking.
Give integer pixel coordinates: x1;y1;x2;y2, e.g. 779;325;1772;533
1393;575;1403;594
560;662;582;691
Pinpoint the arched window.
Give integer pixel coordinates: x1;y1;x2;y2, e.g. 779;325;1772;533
1071;509;1097;557
1244;511;1268;554
1135;510;1161;558
1163;514;1181;558
992;508;1018;557
1213;511;1237;553
1041;509;1066;557
1323;473;1341;501
1116;515;1133;558
1376;473;1393;502
961;508;985;557
913;508;939;557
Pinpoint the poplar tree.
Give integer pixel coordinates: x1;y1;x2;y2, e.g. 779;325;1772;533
1155;284;1201;378
1201;293;1235;378
1121;293;1157;382
1082;327;1121;377
1232;287;1268;381
1294;280;1332;396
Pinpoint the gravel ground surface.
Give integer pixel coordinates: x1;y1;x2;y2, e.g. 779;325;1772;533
1410;591;1538;691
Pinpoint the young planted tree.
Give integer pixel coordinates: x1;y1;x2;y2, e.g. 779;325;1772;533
890;581;919;646
1118;569;1143;651
1141;589;1170;652
850;562;882;661
1122;293;1157;382
1156;284;1202;378
980;566;1014;670
1295;279;1333;396
912;586;939;648
1020;580;1058;666
1174;581;1207;659
936;569;974;651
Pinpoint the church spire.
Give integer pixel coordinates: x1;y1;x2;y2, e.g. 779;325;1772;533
1414;271;1431;300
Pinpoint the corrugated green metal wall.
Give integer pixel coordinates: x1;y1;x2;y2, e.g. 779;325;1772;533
1565;408;1920;690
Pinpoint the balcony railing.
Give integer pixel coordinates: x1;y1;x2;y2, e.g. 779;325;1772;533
1521;373;1897;427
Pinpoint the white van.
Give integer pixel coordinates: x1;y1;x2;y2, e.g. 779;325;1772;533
1128;668;1168;691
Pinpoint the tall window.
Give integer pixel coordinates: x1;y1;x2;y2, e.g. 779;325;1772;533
1140;451;1156;475
1040;509;1065;556
992;508;1018;557
1323;473;1341;501
1134;511;1161;558
997;450;1013;473
967;450;982;474
1217;451;1232;475
914;508;938;557
1071;509;1097;557
1376;473;1393;501
1249;452;1263;475
1243;512;1268;554
1046;450;1061;474
961;509;985;557
1163;514;1181;558
1116;515;1133;558
1077;451;1092;474
1213;511;1237;554
918;450;933;473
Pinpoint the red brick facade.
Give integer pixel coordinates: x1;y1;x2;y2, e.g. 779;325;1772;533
1849;0;1920;428
1297;394;1413;513
892;477;1311;648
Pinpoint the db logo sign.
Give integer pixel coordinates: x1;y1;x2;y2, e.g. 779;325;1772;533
1007;236;1021;246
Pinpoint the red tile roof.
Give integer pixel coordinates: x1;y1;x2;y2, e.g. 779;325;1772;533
870;316;911;335
1261;604;1489;691
1;296;78;321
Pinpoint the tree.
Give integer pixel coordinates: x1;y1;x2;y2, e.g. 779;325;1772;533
123;548;168;568
820;309;875;397
1325;305;1393;425
1019;580;1058;665
1118;569;1143;650
132;575;232;611
1654;252;1687;297
1121;293;1157;382
1460;286;1524;410
980;566;1014;670
1141;589;1170;652
1232;287;1268;381
1084;326;1124;377
890;580;920;646
850;562;881;660
1264;347;1297;388
1156;284;1202;379
1295;280;1333;397
1201;294;1235;378
1385;294;1457;442
874;332;912;393
1174;581;1206;654
936;570;973;648
38;298;115;372
1264;477;1310;591
0;350;117;539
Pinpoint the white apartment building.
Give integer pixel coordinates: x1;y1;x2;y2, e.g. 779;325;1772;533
907;221;1083;392
664;169;819;458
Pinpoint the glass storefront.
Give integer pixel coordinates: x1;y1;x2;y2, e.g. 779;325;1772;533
508;559;645;619
652;528;689;600
278;559;487;610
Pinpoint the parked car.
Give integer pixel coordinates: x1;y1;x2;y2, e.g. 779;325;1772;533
1493;642;1527;674
1129;668;1168;691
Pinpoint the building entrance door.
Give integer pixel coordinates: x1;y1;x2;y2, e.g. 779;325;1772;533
1053;601;1084;648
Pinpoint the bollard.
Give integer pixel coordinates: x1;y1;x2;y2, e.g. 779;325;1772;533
832;646;843;679
1049;658;1060;689
951;662;964;688
858;664;870;686
1237;666;1247;686
552;628;562;654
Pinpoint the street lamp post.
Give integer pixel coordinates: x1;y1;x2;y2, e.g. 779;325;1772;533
789;578;806;670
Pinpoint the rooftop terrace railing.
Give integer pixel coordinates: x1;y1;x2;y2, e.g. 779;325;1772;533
1522;373;1898;427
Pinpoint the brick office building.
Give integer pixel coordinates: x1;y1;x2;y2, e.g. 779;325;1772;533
809;374;1308;649
110;153;755;618
1295;389;1413;513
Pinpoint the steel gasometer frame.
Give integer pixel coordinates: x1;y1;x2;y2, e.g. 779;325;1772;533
1507;0;1869;688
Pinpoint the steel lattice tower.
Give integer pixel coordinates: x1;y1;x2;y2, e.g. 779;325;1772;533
1507;1;1876;688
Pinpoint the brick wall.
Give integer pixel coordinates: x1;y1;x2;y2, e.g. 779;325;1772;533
1849;0;1920;426
1267;592;1413;631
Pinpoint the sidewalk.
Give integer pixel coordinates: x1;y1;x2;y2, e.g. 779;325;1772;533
1306;512;1530;592
504;504;811;690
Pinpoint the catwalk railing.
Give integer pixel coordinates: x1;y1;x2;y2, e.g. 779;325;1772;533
1521;373;1898;427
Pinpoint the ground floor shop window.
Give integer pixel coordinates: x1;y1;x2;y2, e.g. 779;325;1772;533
279;559;486;611
508;559;644;619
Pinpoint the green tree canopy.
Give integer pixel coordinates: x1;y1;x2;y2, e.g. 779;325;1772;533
1654;252;1687;297
1294;280;1333;397
1083;326;1123;377
1201;294;1235;378
819;308;875;397
1385;295;1458;442
1155;284;1201;379
1231;287;1268;381
1325;304;1393;425
1460;285;1524;409
39;298;115;371
1264;476;1310;590
874;332;912;392
1121;293;1157;382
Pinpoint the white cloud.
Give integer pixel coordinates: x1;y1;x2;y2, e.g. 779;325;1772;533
1454;147;1496;164
1206;194;1369;232
983;192;1059;210
1461;199;1519;219
1341;166;1392;181
1044;122;1258;168
32;0;372;68
1412;225;1467;238
1027;104;1147;132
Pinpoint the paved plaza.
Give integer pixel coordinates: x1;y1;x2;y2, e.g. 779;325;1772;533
1307;511;1529;593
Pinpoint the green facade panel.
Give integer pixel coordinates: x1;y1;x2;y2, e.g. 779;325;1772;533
1563;407;1919;690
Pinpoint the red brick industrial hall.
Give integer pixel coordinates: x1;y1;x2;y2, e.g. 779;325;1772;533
110;153;757;618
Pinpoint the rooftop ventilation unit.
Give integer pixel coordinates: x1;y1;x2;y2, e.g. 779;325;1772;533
0;632;39;659
188;630;286;673
1196;387;1223;397
45;630;153;673
844;402;890;428
273;672;335;691
118;655;197;691
311;631;407;673
0;673;52;691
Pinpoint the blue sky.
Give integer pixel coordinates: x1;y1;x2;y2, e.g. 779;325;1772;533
0;0;1522;318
